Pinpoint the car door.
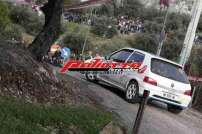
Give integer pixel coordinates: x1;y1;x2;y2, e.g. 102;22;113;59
111;51;145;89
101;49;134;88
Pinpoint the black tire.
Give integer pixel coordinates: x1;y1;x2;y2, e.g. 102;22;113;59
125;81;140;103
85;71;98;82
167;104;183;114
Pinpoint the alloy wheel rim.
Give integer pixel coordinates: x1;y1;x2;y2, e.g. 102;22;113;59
87;72;95;80
126;84;137;100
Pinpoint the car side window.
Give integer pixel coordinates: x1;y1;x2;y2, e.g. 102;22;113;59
109;49;133;62
127;52;145;63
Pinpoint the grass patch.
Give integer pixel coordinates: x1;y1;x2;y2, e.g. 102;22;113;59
0;97;112;134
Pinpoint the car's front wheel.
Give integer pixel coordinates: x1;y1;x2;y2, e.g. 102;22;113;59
167;104;183;114
125;81;139;103
85;71;98;82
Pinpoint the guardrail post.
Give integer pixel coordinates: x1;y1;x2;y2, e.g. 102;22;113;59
132;90;150;134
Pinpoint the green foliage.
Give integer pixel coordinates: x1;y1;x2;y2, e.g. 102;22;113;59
1;24;24;41
166;13;189;32
94;37;129;55
188;47;202;76
65;22;88;36
96;4;114;17
62;22;93;56
141;7;161;21
0;1;10;31
197;16;202;33
114;0;144;18
0;97;112;134
0;1;24;41
144;20;163;34
161;36;183;61
9;5;43;35
127;33;158;54
64;0;80;5
63;32;90;55
91;16;117;38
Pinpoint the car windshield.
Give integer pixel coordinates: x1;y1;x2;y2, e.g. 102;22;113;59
110;49;133;62
151;58;190;84
127;52;145;63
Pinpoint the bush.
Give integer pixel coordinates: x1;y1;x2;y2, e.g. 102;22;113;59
160;37;183;61
141;7;160;21
96;4;114;17
63;33;91;55
114;0;143;18
127;33;158;54
188;47;202;76
0;2;24;41
94;37;129;55
9;5;44;35
0;1;10;31
197;16;202;33
1;24;24;41
166;13;189;31
91;16;117;38
144;20;163;34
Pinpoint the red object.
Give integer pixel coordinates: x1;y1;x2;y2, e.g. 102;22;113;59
138;65;147;74
50;44;61;54
184;90;192;96
160;0;170;7
143;76;157;86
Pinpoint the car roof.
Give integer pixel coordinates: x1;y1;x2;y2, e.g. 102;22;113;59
123;48;183;68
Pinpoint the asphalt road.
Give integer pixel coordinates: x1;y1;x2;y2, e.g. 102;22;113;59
67;71;202;134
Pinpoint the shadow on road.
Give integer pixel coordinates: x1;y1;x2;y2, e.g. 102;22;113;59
147;100;168;111
97;82;126;100
97;81;169;112
80;77;125;100
97;81;169;111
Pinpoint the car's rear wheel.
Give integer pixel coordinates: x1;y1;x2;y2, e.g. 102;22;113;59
167;104;183;114
85;71;98;82
125;81;139;103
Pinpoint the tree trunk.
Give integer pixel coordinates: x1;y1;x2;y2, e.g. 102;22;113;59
28;0;64;61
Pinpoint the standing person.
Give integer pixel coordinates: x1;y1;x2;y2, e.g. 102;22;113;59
53;49;62;66
95;53;102;59
131;20;136;33
120;22;124;34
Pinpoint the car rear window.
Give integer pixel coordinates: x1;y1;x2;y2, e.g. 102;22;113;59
151;58;190;84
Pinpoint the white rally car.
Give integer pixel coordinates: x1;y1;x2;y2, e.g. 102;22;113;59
85;48;192;113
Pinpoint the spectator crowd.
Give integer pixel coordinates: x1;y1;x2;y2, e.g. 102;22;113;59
63;12;145;35
117;16;144;34
63;12;94;25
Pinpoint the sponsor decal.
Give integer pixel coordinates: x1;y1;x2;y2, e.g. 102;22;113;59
60;59;141;74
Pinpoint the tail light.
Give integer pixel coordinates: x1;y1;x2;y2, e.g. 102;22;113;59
143;76;157;86
138;65;147;74
184;90;192;96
